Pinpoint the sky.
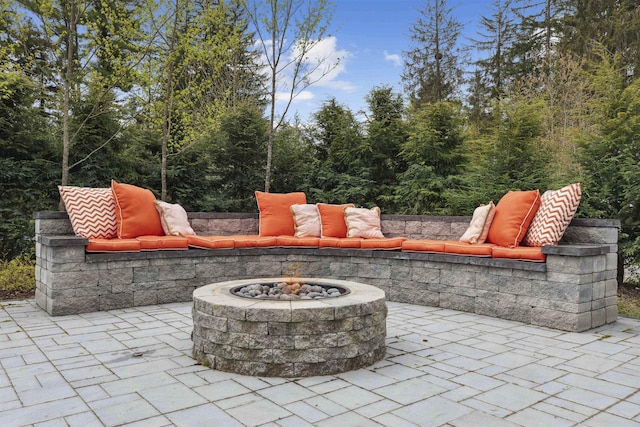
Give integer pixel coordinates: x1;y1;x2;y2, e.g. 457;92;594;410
276;0;497;122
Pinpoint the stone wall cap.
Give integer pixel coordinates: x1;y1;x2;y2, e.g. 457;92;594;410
569;217;620;227
37;235;87;246
35;211;69;220
542;244;613;256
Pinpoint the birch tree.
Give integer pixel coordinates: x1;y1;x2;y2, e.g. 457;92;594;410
138;0;261;200
241;0;338;192
5;0;143;198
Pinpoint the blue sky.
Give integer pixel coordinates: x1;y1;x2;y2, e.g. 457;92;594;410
279;0;495;122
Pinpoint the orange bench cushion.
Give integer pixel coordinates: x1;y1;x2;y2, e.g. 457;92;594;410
275;236;320;247
86;238;141;252
137;235;189;250
360;237;406;250
492;246;546;262
232;235;278;248
319;237;362;249
187;235;235;249
444;241;494;256
401;239;446;253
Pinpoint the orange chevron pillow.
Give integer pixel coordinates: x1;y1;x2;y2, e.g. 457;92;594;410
58;186;118;239
523;183;581;246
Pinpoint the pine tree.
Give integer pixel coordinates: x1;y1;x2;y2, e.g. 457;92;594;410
472;0;518;100
402;0;464;107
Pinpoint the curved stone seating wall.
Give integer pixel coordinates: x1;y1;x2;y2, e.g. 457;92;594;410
35;212;620;332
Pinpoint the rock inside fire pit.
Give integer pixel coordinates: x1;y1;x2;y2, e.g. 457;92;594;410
232;281;348;300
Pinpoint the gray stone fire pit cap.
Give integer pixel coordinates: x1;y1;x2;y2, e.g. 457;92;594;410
193;278;386;322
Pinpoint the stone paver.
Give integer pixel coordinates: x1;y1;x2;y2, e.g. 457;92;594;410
1;299;640;426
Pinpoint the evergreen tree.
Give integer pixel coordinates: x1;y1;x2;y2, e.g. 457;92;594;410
509;0;566;80
305;98;374;205
577;49;640;265
472;0;519;100
0;72;57;259
402;0;464;106
364;86;409;210
201;105;268;212
558;0;640;83
481;98;551;199
393;102;466;214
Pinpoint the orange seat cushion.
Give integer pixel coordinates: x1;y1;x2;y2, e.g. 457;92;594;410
86;238;141;252
492;246;546;262
275;236;320;247
444;241;493;256
360;237;406;250
319;237;362;249
255;191;307;236
187;235;235;249
111;180;164;239
486;190;541;248
232;235;278;248
137;235;188;250
401;239;446;253
317;203;355;238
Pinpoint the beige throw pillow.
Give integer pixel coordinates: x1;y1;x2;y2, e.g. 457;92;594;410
154;200;195;236
459;202;496;244
345;207;384;239
291;204;321;237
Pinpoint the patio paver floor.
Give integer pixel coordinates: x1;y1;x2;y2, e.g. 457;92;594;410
1;299;640;426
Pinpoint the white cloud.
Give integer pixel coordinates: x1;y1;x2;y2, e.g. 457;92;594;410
295;36;353;90
276;90;314;102
253;35;355;115
384;50;401;67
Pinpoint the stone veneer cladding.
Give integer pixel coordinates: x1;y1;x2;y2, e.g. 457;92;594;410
34;212;620;332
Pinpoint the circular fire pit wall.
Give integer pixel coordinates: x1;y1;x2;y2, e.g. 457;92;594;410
192;278;387;377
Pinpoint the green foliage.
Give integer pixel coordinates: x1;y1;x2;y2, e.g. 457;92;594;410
270;124;316;194
0;255;35;295
0;70;57;260
578;53;640;264
364;86;408;209
481;99;551;198
197;105;268;212
393;102;467;214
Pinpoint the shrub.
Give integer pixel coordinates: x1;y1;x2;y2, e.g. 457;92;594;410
0;255;36;297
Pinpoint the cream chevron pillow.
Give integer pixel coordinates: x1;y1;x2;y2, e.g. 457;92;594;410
523;183;581;246
58;186;118;239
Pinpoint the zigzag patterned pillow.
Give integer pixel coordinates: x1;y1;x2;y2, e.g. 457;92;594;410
523;183;581;246
58;186;118;239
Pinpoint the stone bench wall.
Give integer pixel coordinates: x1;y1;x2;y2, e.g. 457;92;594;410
34;212;620;332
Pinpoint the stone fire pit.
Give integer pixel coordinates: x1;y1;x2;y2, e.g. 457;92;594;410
192;278;387;377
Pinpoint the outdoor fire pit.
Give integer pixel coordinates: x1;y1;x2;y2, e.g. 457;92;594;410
192;278;387;377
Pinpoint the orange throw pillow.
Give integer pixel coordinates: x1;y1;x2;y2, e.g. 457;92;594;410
486;190;541;248
255;191;307;236
111;180;164;238
317;203;355;238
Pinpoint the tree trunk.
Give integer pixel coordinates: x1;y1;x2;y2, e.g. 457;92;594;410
60;1;76;210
